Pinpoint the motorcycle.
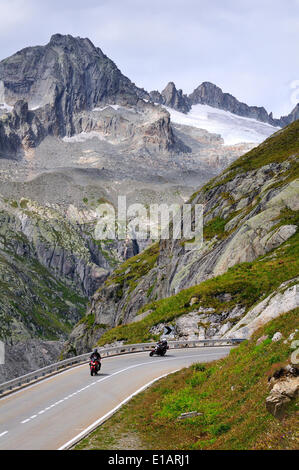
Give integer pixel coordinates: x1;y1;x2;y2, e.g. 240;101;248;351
149;343;169;357
89;359;101;376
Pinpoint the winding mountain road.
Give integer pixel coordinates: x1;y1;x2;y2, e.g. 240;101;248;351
0;347;232;450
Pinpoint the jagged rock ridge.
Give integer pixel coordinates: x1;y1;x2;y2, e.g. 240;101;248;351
151;80;299;127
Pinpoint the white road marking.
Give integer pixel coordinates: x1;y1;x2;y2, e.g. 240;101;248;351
1;348;229;400
19;352;226;426
0;431;8;438
58;370;180;450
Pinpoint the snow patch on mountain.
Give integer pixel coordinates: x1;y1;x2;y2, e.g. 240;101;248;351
165;104;280;145
62;131;108;144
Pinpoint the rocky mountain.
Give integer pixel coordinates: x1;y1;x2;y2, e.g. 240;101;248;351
0;33;295;381
189;82;270;122
0;34;287;162
0;35;261;213
66;119;299;354
189;82;299;128
0;33;148;124
1;34;188;159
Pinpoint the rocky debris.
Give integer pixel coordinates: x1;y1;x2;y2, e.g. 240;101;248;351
175;310;213;340
266;365;299;419
284;330;299;344
149;323;166;336
0;339;65;383
272;332;283;342
256;335;269;346
178;411;203;420
147;305;245;342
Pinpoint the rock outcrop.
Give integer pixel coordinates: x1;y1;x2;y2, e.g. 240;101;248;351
266;365;299;419
150;82;191;114
0;340;65;383
226;282;299;339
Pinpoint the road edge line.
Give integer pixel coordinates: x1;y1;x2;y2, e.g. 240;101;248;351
58;369;180;451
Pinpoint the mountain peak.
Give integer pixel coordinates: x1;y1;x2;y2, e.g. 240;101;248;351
160;82;191;114
48;33;97;52
50;33;73;43
189;82;271;123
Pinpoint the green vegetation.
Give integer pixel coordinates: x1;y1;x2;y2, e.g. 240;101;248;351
96;230;299;346
0;247;87;342
104;242;160;295
78;313;108;331
75;309;299;450
203;217;227;240
202;120;299;193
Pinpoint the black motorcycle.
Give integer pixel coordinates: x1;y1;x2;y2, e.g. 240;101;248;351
149;343;169;357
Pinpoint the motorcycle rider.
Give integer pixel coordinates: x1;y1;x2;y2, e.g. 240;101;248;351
157;339;168;352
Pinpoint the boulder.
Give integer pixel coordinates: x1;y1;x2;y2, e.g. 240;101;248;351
266;366;299;419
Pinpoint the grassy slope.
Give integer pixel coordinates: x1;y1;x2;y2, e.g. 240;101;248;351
75;309;299;450
96;229;299;346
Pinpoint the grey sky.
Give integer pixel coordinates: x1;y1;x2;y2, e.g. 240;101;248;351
0;0;298;117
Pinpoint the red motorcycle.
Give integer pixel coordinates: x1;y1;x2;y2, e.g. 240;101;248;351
89;359;101;376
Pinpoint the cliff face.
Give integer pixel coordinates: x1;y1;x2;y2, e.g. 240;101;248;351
150;82;191;114
0;34;187;158
66;120;299;354
0;34;148;131
0;194;142;345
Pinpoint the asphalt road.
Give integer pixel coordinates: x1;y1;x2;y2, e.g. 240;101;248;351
0;347;232;450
